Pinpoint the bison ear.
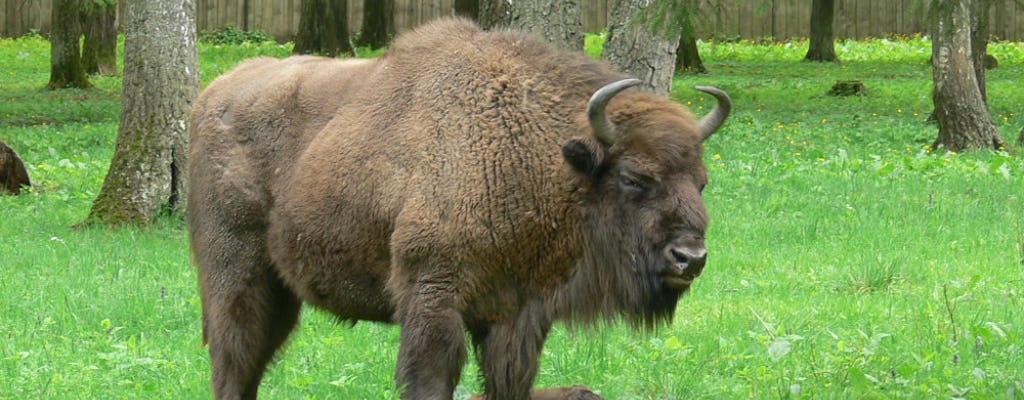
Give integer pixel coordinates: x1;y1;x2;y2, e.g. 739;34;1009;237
562;138;606;177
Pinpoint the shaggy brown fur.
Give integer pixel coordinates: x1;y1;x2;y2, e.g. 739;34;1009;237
0;140;31;195
189;17;729;400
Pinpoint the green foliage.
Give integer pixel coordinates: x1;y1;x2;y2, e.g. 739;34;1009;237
198;25;274;45
1;33;1022;399
81;0;116;13
632;0;698;41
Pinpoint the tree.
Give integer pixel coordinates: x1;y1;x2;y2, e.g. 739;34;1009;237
603;0;679;96
930;0;1007;151
356;0;394;49
86;0;199;225
805;0;838;62
47;0;91;89
969;0;993;103
478;0;511;29
478;0;583;51
674;0;705;73
82;0;118;76
294;0;352;57
454;0;479;20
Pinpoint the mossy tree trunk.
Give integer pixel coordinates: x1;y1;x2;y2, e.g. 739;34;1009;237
603;0;679;96
804;0;838;62
356;0;394;49
293;0;351;57
478;0;511;30
930;0;1007;152
47;0;91;89
86;0;198;225
82;2;119;76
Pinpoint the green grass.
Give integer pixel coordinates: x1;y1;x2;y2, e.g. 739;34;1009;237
2;34;1023;399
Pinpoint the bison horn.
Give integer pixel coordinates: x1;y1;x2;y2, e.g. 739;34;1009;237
695;86;732;140
587;78;642;145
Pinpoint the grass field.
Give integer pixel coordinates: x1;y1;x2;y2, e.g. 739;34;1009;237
1;32;1022;399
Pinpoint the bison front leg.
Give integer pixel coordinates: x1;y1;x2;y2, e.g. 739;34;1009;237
393;281;468;399
470;300;554;400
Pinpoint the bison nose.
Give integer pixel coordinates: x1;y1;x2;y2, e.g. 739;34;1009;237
667;246;707;276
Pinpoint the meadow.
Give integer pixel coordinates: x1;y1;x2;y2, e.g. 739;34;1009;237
1;31;1022;399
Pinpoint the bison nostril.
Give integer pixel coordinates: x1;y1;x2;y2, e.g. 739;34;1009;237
669;247;707;268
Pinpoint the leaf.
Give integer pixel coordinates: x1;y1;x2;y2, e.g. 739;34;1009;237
665;335;683;350
849;366;870;389
768;337;791;361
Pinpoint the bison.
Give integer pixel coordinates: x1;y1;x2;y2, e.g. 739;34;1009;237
188;17;731;400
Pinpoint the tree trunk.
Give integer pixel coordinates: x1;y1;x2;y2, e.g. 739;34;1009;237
0;140;31;195
930;0;1006;152
478;0;511;30
675;34;705;73
805;0;838;62
970;0;992;103
356;0;394;49
476;0;582;51
510;0;583;51
603;0;679;96
86;0;199;225
47;0;91;89
454;0;479;20
1018;126;1024;146
294;0;351;57
82;3;118;76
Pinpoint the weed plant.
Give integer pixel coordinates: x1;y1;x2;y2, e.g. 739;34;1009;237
1;34;1022;399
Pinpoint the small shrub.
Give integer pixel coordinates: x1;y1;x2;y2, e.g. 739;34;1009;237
199;25;273;45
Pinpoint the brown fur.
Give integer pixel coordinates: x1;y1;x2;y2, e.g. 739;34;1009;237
0;140;31;195
189;18;725;400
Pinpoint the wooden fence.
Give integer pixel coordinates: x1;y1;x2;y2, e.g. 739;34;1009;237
3;0;1024;41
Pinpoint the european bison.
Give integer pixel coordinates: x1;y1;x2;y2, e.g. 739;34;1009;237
0;140;31;195
188;18;730;400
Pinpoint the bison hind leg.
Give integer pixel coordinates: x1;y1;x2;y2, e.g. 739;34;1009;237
199;233;301;399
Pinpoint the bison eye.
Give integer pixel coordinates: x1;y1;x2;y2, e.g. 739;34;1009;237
618;171;654;193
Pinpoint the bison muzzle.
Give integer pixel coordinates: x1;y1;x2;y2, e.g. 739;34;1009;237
188;17;731;400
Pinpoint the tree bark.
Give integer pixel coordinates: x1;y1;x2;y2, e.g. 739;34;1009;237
0;140;31;195
930;0;1007;152
454;0;479;20
356;0;394;49
805;0;838;62
82;3;118;76
969;0;993;103
294;0;351;57
675;23;708;74
477;0;582;51
478;0;511;30
603;0;679;96
511;0;583;51
86;0;199;225
47;0;91;89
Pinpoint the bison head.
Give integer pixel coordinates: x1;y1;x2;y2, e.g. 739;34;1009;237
553;79;731;328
